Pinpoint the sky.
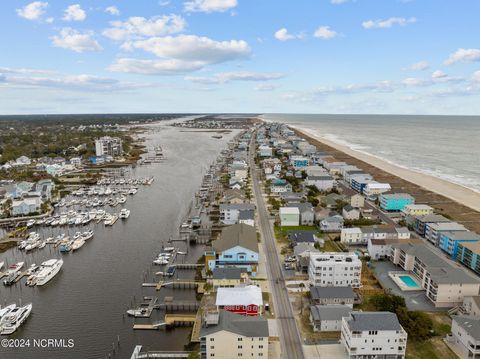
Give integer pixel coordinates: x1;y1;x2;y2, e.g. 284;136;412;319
1;0;480;115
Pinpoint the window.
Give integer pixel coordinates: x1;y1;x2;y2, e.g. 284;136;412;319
238;338;243;341
210;346;215;349
210;338;215;342
238;345;242;349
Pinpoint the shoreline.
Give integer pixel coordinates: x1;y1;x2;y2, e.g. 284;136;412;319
289;126;480;232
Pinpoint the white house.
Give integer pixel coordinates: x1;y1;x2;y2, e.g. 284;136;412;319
258;144;273;157
401;204;434;217
12;197;42;216
350;194;365;208
308;252;362;288
220;204;255;225
341;312;408;359
342;205;360;220
310;305;352;332
279;207;300;227
305;165;329;177
363;182;391;200
305;175;335;192
340;228;363;244
449;316;480;359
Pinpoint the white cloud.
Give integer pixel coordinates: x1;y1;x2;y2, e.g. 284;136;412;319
16;1;48;21
123;35;250;64
159;1;171;6
431;70;447;79
274;28;303;41
331;0;348;4
63;4;86;22
51;28;103;53
105;6;120;16
255;83;279;91
473;71;480;82
362;17;416;29
0;67;147;92
184;0;237;13
103;15;186;41
313;26;338;39
108;58;205;74
408;61;430;71
444;48;480;65
185;71;285;84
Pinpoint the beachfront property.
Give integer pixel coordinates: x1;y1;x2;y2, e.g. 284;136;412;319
448;316;480;359
413;214;451;237
210;267;245;288
340;226;411;245
287;202;314;225
424;221;467;245
258;144;272;157
350;175;374;194
95;136;123;157
457;242;480;275
305;165;329;177
279;207;300;226
310;286;355;307
379;193;415;212
290;155;310;169
350;194;365;208
219;203;256;225
401;204;434;217
363;182;392;200
270;179;292;193
215;285;263;316
438;231;480;258
200;311;269;359
305;175;335;192
390;243;480;307
319;214;344;232
310;305;352;332
308;252;362;288
461;296;480;317
340;312;408;359
207;224;259;276
342;205;360;220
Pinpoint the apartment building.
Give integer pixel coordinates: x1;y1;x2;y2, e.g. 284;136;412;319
308;252;362;288
95;136;123;157
449;316;480;359
341;311;407;359
390;243;480;307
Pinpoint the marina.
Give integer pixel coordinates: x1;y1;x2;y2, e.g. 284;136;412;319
0;122;239;358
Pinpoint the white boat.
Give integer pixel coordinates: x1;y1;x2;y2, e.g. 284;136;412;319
153;258;169;265
37;241;46;249
71;239;85;251
177;251;187;255
0;303;32;335
119;209;130;219
128;188;138;195
105;214;119;226
82;230;94;241
0;304;16;321
163;247;175;252
3;262;24;286
35;259;63;286
26;264;38;275
26;219;36;228
73;232;83;240
24;240;39;252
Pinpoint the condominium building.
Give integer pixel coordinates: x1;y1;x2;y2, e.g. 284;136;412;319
390;243;480;307
308;252;362;288
457;242;480;275
95;136;123;157
379;193;415;212
200;311;269;359
449;316;480;359
341;311;407;359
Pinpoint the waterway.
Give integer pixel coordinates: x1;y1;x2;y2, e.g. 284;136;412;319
0;120;238;359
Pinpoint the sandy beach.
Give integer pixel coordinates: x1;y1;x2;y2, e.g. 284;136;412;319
292;126;480;213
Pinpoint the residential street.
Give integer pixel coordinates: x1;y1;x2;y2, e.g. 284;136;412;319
249;136;305;359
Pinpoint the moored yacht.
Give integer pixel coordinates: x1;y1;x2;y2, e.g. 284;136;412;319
82;230;94;241
0;304;16;322
0;303;33;335
3;262;24;286
71;238;85;251
35;259;63;286
119;208;130;219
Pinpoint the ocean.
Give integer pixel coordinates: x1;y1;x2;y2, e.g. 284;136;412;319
261;114;480;193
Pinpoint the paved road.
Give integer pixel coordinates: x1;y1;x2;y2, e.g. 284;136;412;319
249;137;305;359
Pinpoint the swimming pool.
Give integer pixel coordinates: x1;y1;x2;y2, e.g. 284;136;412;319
399;275;420;288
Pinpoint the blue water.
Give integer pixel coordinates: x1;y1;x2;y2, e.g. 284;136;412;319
261;114;480;193
399;275;419;288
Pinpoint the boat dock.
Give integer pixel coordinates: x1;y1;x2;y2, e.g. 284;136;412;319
155;297;199;312
127;296;157;318
130;346;192;359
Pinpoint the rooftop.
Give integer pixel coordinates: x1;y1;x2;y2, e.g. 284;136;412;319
214;224;258;253
200;311;269;338
212;267;243;280
311;305;352;322
452;316;480;341
216;285;263;307
219;203;255;211
346;311;402;331
280;207;300;214
310;286;355;300
459;241;480;255
380;193;414;200
441;230;480;241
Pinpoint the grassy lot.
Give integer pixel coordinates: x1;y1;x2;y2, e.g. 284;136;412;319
406;337;457;359
297;308;341;342
275;225;321;239
322;239;342;252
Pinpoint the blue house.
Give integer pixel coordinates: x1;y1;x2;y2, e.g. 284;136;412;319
379;193;415;212
206;224;259;276
350;177;372;194
290;156;309;169
438;230;480;258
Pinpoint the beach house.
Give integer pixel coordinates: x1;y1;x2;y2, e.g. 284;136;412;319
350;194;365;208
319;215;344;232
287;202;314;225
341;312;408;359
448;316;480;359
363;182;392;200
310;286;355;307
290;155;310;169
258;144;272;157
305;175;335;192
270;179;292;194
208;224;259;276
342;205;360;220
219;203;256;225
210;267;245;288
215;285;263;316
200;311;269;359
438;230;480;258
11;196;42;216
310;305;352;332
401;204;434;217
279;207;300;226
379;193;415;212
424;221;467;245
414;214;451;237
